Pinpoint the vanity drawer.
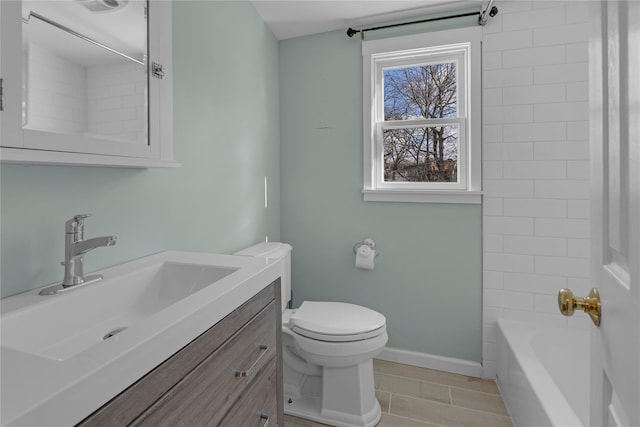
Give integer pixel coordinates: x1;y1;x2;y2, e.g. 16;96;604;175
133;300;277;426
78;281;278;427
219;358;278;427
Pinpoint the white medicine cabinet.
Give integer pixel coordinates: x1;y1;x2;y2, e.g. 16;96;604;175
0;0;179;168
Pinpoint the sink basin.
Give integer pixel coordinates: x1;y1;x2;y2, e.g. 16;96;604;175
1;260;238;361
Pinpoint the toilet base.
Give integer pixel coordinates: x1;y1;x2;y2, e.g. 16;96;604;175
283;359;382;427
284;393;381;427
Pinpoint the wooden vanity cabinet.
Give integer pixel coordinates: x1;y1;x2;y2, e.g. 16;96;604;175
78;280;283;427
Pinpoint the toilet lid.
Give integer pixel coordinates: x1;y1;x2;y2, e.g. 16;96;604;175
289;301;386;341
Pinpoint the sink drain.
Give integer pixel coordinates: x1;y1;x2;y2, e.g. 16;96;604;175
103;327;127;340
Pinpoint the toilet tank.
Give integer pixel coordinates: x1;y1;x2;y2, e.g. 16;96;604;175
234;242;292;311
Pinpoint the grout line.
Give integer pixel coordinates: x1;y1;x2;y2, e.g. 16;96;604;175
449;403;511;418
449;386;510;417
375;371;448;388
375;370;499;396
374;369;453;386
375;386;453;408
374;363;497;384
449;384;504;398
384;412;449;427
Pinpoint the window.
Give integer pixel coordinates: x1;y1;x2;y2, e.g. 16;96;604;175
362;27;482;203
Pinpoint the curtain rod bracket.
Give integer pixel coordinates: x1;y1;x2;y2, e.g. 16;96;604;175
479;0;498;26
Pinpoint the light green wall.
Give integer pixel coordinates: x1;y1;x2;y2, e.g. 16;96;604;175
279;29;482;362
0;1;280;298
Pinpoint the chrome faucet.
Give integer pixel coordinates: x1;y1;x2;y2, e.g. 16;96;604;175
39;214;116;295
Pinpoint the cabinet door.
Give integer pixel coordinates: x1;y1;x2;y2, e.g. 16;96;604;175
133;301;277;427
219;359;279;427
0;0;22;149
0;0;178;168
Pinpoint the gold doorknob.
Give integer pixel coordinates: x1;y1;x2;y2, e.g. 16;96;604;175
557;288;601;326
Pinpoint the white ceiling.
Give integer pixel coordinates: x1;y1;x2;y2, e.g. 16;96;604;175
250;0;485;40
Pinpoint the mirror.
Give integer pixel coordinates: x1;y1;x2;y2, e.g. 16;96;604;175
21;0;148;146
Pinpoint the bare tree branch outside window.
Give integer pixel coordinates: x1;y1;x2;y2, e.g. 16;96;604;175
383;63;459;183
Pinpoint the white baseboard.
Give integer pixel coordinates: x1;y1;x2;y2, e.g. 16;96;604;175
376;346;485;378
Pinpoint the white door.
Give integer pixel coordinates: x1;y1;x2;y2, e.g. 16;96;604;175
589;1;640;426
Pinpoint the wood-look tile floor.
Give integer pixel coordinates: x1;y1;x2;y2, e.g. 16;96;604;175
284;359;513;427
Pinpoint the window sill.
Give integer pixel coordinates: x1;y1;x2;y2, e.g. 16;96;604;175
362;189;482;204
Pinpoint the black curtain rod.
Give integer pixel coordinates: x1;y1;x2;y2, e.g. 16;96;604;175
347;4;498;38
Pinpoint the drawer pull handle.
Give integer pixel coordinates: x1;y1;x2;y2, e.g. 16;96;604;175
259;412;270;427
235;344;269;377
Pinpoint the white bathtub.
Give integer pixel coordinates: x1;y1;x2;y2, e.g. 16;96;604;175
496;320;589;427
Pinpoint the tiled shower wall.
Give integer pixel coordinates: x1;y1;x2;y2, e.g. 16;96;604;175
24;44;145;144
481;1;591;378
87;62;147;144
26;43;87;134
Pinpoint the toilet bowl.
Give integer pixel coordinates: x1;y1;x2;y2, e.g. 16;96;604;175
235;242;388;427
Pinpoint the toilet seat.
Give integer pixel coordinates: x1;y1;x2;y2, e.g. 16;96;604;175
289;301;386;342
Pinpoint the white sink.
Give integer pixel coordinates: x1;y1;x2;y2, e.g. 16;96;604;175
1;250;281;426
2;261;237;361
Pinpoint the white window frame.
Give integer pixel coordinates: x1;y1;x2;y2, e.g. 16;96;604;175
362;27;482;204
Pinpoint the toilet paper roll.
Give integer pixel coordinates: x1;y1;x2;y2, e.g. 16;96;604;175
355;246;375;270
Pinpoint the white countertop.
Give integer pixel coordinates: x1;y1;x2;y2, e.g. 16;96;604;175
0;251;281;426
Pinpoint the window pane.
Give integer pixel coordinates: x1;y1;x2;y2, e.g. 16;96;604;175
383;126;458;183
384;63;457;120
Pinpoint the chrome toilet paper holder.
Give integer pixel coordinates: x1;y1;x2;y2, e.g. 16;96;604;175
353;238;378;256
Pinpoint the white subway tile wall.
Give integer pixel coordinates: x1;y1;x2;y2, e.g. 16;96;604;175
26;43;87;134
481;1;591;378
23;43;146;144
87;63;147;144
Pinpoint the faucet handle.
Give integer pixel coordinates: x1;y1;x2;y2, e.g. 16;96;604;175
73;213;91;221
66;213;91;233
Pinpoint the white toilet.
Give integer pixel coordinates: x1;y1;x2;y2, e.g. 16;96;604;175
235;242;388;427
